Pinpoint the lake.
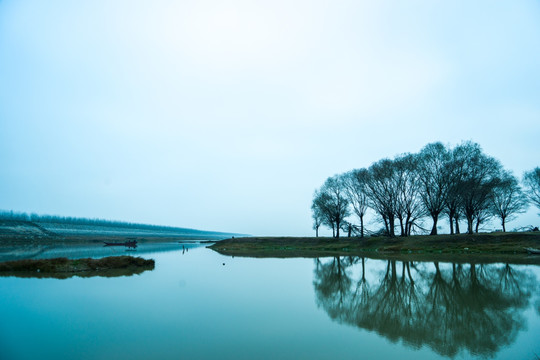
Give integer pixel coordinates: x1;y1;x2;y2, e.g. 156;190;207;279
1;243;539;360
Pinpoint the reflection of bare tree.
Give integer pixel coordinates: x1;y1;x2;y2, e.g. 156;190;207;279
314;257;352;320
314;258;536;358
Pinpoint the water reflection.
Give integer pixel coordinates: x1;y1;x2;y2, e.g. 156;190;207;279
314;257;537;358
0;242;203;262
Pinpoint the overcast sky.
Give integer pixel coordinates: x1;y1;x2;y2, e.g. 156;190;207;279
1;0;539;236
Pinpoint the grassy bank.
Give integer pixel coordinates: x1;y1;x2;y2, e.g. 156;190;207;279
209;232;540;264
0;256;155;279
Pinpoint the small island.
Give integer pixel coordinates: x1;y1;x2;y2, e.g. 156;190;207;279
0;256;155;279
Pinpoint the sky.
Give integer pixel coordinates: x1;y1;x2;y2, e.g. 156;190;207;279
1;0;539;236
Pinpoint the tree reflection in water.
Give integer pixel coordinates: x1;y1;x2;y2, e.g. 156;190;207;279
313;257;536;358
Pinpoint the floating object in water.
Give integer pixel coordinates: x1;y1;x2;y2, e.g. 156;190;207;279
104;240;137;248
525;247;540;255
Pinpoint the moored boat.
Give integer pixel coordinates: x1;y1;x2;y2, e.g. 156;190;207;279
104;240;137;248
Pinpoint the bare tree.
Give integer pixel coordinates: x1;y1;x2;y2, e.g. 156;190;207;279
474;207;493;233
490;171;528;232
417;142;452;235
365;159;399;236
312;190;335;236
452;142;502;234
312;176;351;238
341;169;369;238
311;195;325;237
523;167;540;213
394;153;424;236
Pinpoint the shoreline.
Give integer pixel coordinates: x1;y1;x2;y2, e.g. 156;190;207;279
208;232;540;264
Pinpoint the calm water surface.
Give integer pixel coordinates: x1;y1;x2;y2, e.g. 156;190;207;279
1;244;539;360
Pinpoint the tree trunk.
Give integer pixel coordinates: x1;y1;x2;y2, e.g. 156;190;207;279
502;217;506;232
467;215;474;235
360;216;364;238
388;215;395;237
336;221;340;238
399;216;405;237
430;213;439;235
315;226;319;237
455;218;460;234
448;213;454;235
475;217;480;233
405;213;412;237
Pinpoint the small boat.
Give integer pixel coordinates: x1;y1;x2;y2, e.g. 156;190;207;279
524;247;540;255
104;240;137;248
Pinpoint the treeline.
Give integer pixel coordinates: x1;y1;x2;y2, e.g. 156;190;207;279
312;141;540;238
0;211;205;233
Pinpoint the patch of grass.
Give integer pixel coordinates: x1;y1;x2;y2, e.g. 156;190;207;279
0;256;155;278
208;232;540;264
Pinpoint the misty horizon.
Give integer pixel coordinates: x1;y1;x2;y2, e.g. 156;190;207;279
1;1;539;236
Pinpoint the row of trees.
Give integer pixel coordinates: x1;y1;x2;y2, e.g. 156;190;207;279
0;210;206;233
312;141;540;237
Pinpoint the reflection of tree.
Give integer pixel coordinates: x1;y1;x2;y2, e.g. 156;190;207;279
314;257;352;320
314;258;536;358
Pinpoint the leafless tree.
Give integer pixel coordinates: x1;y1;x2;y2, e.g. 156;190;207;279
341;169;369;238
451;142;503;234
312;176;351;238
523;167;540;214
490;171;528;232
417;142;452;235
394;153;424;236
365;159;399;236
311;195;325;237
312;190;335;236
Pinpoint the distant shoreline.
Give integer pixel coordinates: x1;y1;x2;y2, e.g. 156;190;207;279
0;219;239;247
208;232;540;264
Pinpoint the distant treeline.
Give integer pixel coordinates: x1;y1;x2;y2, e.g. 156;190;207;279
312;141;540;238
0;211;207;234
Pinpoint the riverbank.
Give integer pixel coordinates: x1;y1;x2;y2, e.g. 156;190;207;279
208;232;540;264
0;219;235;248
0;255;155;279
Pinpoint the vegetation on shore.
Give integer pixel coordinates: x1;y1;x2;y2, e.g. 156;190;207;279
312;141;539;238
0;210;218;234
209;232;540;264
0;256;155;279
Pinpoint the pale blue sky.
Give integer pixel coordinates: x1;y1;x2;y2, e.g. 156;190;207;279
1;0;539;235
